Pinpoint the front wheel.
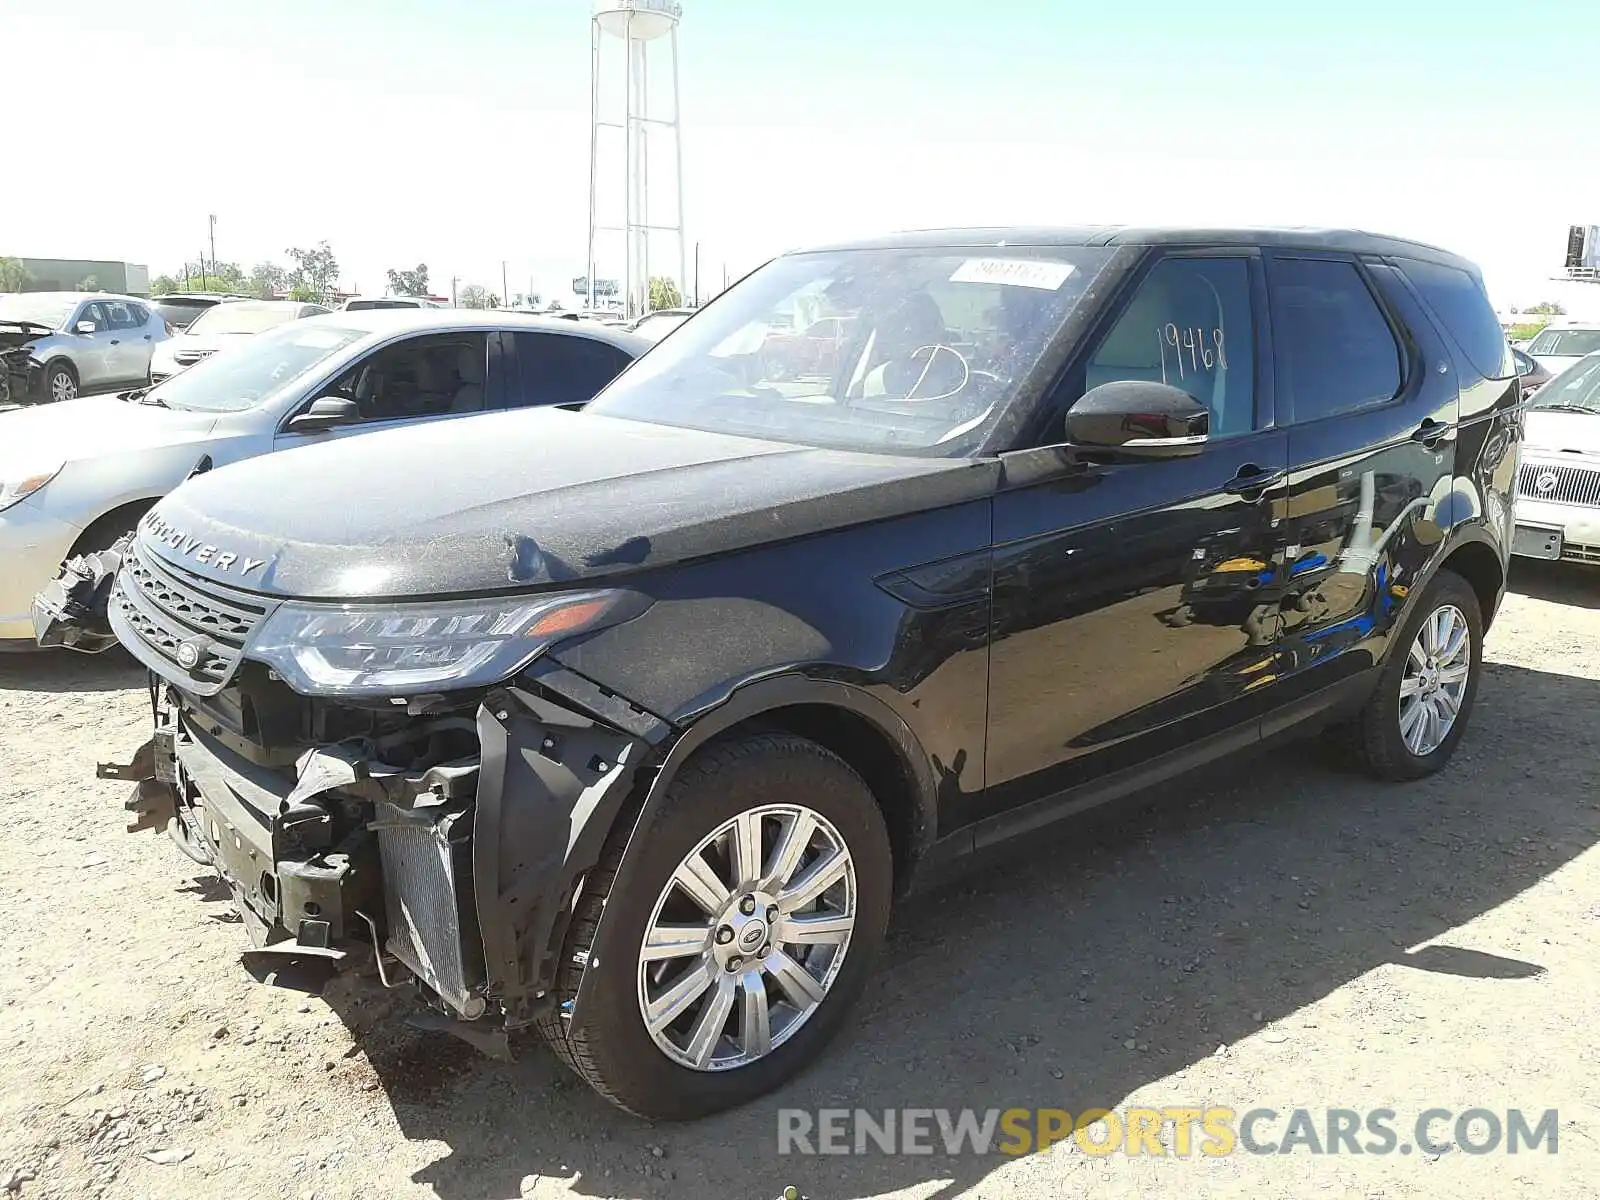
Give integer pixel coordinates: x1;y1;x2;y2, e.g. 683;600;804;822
1350;568;1483;780
537;732;893;1120
44;361;78;403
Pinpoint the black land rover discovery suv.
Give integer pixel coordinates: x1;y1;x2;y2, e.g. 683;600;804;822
81;228;1521;1119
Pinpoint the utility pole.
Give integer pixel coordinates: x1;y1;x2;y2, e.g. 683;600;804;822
207;214;217;287
501;261;509;307
450;276;458;307
693;241;700;307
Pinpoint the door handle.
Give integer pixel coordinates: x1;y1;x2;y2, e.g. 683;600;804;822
1225;465;1285;496
1411;419;1453;447
108;339;121;345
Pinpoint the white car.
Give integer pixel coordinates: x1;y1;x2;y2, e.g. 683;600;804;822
1512;350;1600;564
3;310;646;644
339;296;444;311
1520;318;1600;375
148;299;330;384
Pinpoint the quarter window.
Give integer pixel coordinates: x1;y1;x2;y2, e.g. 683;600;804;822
1272;258;1402;424
1400;258;1512;380
1085;257;1257;438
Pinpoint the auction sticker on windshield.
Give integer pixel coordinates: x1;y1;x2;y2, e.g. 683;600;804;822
950;258;1076;290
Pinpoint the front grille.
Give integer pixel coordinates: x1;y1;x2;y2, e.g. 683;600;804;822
1518;461;1600;507
1564;542;1600;564
109;544;270;694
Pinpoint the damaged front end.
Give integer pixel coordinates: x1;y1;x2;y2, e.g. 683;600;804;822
105;667;665;1045
0;322;50;407
101;619;670;1053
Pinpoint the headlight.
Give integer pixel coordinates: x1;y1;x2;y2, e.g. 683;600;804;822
0;462;64;512
248;589;643;697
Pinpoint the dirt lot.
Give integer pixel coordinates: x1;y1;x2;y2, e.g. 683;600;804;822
1;562;1597;1200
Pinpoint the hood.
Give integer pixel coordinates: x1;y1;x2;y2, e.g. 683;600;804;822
0;323;52;352
163;330;254;356
0;395;220;474
141;407;999;599
1524;409;1600;460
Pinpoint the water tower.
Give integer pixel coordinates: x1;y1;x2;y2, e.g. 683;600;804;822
588;0;686;318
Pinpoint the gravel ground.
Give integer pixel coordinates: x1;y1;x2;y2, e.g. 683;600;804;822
0;561;1596;1200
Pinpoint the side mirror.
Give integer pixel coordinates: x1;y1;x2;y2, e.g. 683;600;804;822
74;320;97;335
287;396;359;433
1065;380;1209;460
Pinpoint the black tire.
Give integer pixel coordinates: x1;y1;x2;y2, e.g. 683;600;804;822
536;732;893;1120
1350;568;1484;781
43;360;78;403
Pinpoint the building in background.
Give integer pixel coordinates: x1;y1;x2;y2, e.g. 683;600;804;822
3;258;150;295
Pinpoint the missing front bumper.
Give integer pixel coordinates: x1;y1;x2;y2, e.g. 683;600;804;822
117;676;663;1033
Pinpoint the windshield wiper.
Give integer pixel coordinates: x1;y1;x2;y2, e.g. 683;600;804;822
1534;404;1598;415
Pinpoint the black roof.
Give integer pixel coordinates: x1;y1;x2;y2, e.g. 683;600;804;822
801;226;1473;269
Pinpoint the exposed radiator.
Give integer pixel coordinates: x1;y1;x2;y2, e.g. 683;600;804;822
374;801;485;1014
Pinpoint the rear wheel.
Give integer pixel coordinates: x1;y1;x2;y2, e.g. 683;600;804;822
537;732;892;1120
45;361;78;403
1350;568;1483;780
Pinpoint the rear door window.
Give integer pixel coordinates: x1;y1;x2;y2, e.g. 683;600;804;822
510;333;634;407
1399;258;1513;380
1270;257;1403;424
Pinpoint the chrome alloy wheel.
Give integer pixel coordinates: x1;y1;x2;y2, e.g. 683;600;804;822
1398;603;1471;757
636;803;857;1072
50;369;77;402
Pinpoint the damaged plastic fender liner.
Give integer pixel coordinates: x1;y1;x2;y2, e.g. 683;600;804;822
472;686;658;1023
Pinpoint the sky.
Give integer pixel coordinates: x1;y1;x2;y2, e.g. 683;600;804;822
4;0;1599;309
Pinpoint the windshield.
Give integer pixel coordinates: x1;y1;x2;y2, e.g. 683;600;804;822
187;303;305;336
1528;354;1600;414
1526;328;1600;357
0;294;73;329
585;246;1114;455
344;299;419;310
147;322;366;412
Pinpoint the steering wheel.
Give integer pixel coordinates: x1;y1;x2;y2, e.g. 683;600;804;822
901;343;971;401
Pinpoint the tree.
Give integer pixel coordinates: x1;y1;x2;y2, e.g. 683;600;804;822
386;263;429;298
648;276;682;311
161;259;248;294
248;262;289;300
0;257;33;292
458;284;498;310
1526;301;1566;316
285;241;340;303
76;276;102;292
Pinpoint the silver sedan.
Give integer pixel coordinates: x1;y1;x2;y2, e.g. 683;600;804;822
0;291;171;402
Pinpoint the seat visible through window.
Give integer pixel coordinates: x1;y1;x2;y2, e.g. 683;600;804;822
1085;257;1256;438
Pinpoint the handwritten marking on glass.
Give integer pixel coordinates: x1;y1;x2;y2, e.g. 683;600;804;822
1158;326;1227;384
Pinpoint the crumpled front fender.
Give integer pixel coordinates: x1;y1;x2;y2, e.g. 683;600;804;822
473;675;670;1025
